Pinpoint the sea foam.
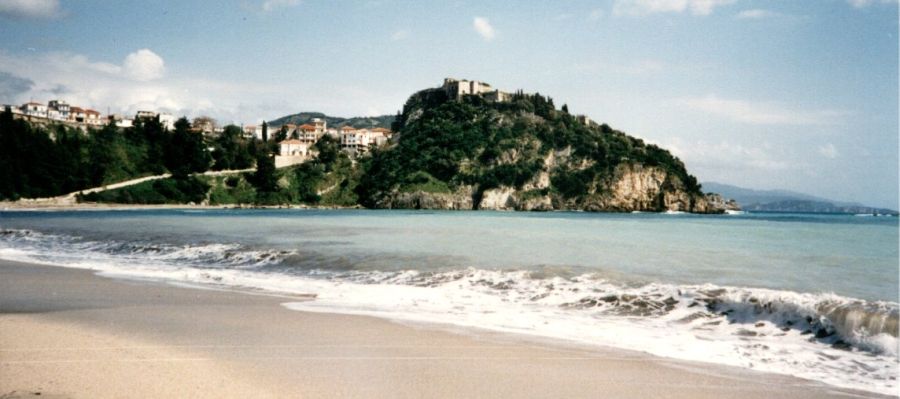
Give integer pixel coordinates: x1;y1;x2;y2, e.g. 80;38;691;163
0;227;897;396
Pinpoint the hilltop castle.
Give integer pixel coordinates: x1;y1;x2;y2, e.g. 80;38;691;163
442;78;510;102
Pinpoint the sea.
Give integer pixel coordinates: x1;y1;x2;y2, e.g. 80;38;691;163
0;209;897;395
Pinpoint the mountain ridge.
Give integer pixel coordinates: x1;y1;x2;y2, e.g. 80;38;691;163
268;112;394;130
703;182;897;214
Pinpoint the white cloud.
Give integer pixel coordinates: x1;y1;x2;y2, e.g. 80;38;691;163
473;17;496;41
818;143;838;159
663;138;794;172
261;0;300;12
677;94;847;126
613;0;736;16
0;49;409;125
0;49;285;123
0;0;60;19
588;8;605;20
123;49;165;82
553;13;573;21
391;29;409;41
847;0;898;8
736;9;775;19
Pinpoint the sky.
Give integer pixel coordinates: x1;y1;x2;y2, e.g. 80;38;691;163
0;0;897;208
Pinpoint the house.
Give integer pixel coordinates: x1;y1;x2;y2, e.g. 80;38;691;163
135;110;156;119
340;126;371;156
369;127;393;146
20;102;48;118
84;109;103;126
275;138;316;168
192;116;217;135
70;106;87;122
297;124;318;143
48;100;70;120
47;108;62;121
158;113;176;130
243;125;260;139
108;114;134;128
278;139;310;156
312;118;326;135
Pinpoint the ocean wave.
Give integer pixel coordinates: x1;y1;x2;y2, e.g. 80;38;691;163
0;227;897;395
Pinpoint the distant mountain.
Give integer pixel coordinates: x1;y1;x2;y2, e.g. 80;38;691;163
268;112;394;130
703;182;898;215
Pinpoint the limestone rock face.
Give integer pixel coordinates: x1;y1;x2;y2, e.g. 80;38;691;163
380;186;474;210
479;187;517;210
704;193;742;212
375;162;738;214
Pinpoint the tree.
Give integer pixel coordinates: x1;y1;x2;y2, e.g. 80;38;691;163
261;121;268;142
192;116;217;135
213;125;253;170
313;135;340;171
252;151;278;194
275;125;288;142
165;117;210;177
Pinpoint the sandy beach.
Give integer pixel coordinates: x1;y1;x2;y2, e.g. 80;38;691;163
0;260;891;398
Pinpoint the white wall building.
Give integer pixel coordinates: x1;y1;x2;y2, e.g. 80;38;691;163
158;113;176;130
279;139;310;157
48;100;70;120
21;102;48;118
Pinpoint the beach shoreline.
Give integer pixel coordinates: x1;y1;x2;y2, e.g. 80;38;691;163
0;259;892;398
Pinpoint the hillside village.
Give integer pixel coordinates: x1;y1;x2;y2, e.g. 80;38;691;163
2;99;395;167
1;77;743;213
3;78;578;169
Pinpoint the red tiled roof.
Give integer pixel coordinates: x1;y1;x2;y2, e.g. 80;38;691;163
84;109;100;115
371;127;392;133
298;124;316;131
340;126;356;131
70;107;85;113
279;139;304;144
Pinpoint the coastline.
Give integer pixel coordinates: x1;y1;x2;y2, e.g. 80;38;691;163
0;201;360;211
0;260;891;398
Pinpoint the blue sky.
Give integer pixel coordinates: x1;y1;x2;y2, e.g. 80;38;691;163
0;0;897;208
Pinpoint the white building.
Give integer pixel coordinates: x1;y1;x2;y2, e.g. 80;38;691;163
70;106;87;122
136;110;156;119
109;114;134;128
85;109;103;126
21;102;48;118
340;126;371;156
48;100;70;120
279;139;310;157
243;125;260;139
158;113;176;130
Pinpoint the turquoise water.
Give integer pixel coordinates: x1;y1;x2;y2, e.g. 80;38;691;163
1;210;896;301
1;209;898;395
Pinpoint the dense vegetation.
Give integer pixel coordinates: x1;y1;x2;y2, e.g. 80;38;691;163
2;84;705;211
355;89;701;208
0;110;257;201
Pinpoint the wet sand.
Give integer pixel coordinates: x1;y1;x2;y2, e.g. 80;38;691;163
0;260;890;398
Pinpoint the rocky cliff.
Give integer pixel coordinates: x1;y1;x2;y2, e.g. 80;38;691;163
355;86;739;213
379;163;734;213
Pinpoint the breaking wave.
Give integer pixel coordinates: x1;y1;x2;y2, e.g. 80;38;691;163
0;227;897;395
